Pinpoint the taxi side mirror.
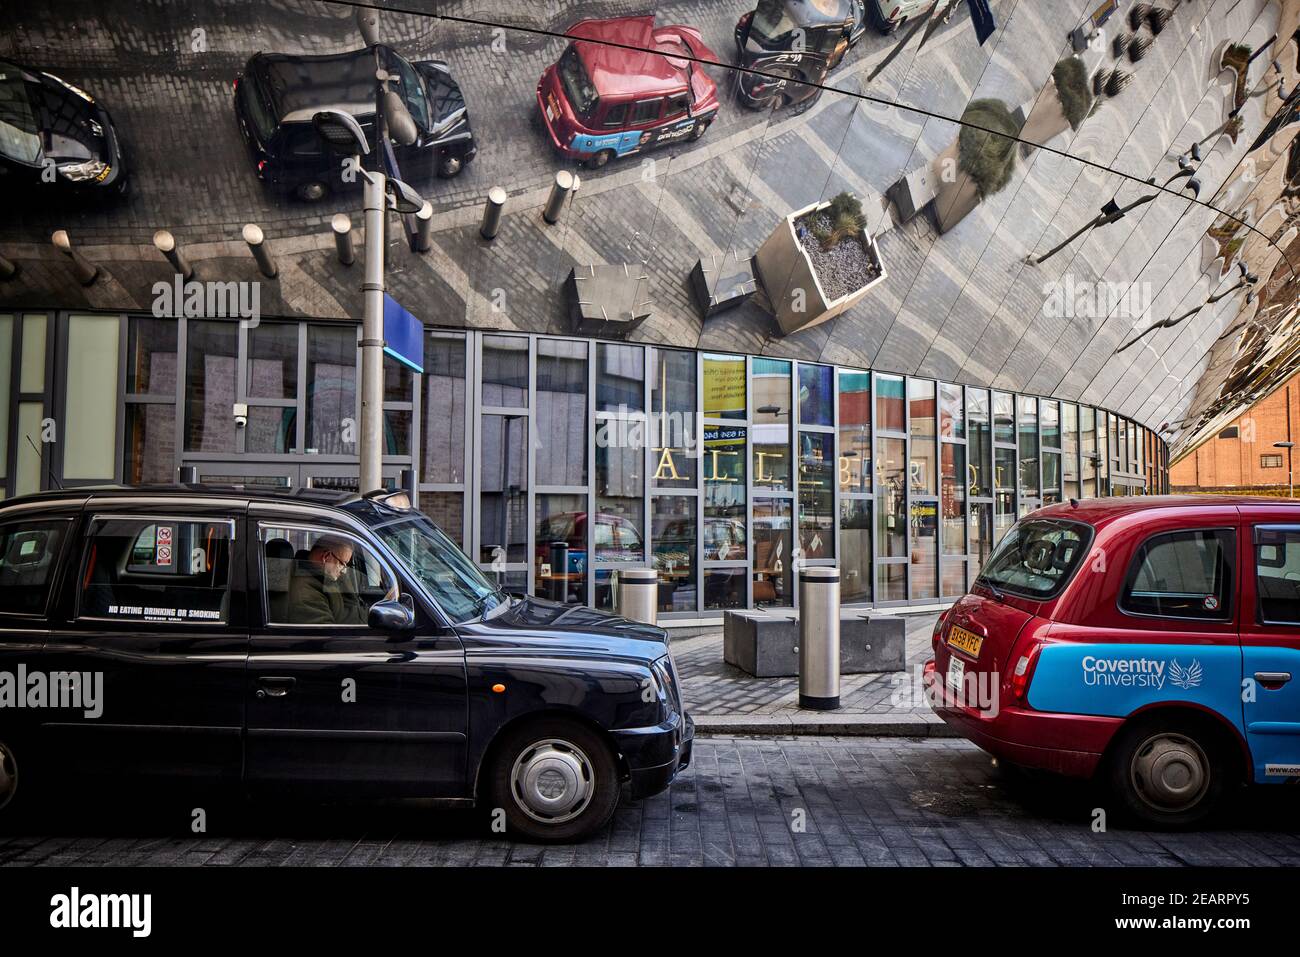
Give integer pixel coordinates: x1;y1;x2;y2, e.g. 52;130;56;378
369;597;415;632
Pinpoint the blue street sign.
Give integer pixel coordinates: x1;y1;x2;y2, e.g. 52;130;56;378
966;0;996;44
383;293;424;373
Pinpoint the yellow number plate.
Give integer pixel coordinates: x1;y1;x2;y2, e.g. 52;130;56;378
947;625;983;659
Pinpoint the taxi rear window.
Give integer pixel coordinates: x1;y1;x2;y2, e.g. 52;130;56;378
975;518;1090;601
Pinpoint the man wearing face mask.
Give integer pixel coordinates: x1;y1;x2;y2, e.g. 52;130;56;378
288;534;370;625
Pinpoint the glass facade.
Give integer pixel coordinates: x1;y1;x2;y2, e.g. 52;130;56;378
1;312;1171;613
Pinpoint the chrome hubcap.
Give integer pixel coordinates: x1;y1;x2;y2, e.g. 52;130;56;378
510;738;594;824
1130;732;1209;813
0;742;15;810
441;157;461;176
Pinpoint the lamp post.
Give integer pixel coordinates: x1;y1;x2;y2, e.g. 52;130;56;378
310;9;424;494
1275;441;1295;498
1030;152;1201;266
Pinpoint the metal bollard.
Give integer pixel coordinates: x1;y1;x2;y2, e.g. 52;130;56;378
0;252;16;280
548;541;569;603
153;229;193;280
617;568;658;625
331;214;355;266
543;170;574;224
480;187;506;240
242;223;277;278
399;467;419;508
51;230;99;285
176;465;199;484
798;566;841;710
415;201;433;252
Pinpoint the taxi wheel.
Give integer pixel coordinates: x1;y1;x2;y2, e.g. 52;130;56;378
586;150;614;169
1108;718;1231;828
488;718;619;843
438;155;463;178
295;180;330;202
0;738;21;816
690;120;708;141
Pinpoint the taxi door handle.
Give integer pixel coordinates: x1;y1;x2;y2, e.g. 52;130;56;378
1254;672;1292;690
255;676;296;699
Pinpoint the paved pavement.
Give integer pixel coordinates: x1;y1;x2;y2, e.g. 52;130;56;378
672;611;951;735
4;735;1298;866
0;0;1277;436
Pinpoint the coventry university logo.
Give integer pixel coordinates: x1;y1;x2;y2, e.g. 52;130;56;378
1168;659;1203;691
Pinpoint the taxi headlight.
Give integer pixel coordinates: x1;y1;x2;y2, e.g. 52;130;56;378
58;159;109;182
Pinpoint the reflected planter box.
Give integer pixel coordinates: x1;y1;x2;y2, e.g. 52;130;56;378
753;199;887;336
564;263;653;338
690;251;758;318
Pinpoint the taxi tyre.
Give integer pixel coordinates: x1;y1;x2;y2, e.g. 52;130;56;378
586;150;615;169
487;716;620;843
1106;714;1234;829
690;119;709;141
0;736;26;821
438;155;463;178
295;179;330;202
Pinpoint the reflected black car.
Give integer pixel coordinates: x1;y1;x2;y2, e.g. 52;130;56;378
0;485;690;843
0;59;127;200
234;45;478;202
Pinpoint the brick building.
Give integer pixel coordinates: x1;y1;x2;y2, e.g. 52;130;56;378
1170;372;1298;495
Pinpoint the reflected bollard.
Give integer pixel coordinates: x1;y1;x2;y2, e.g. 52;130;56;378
480;187;506;240
617;568;658;626
543;171;574;225
415;201;433;252
399;467;418;507
242;223;277;278
51;230;99;285
176;465;199;484
798;566;841;710
332;214;355;266
0;252;16;280
153;229;193;280
548;541;569;603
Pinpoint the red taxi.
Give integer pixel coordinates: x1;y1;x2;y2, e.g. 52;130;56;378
929;496;1300;827
537;15;720;169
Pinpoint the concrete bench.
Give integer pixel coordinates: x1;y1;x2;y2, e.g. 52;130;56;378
723;609;906;678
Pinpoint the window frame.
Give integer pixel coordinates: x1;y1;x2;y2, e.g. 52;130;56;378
1254;524;1300;627
1118;526;1236;624
0;516;71;620
75;513;237;625
256;521;400;631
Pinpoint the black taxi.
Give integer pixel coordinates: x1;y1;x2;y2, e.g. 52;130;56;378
0;485;691;843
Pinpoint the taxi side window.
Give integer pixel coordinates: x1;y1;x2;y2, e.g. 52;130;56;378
601;102;628;128
1256;527;1300;625
78;517;233;623
0;520;68;617
1121;529;1233;621
664;93;689;119
260;525;395;626
630;98;662;124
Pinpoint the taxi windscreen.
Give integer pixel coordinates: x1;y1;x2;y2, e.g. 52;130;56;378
557;45;597;119
974;518;1091;601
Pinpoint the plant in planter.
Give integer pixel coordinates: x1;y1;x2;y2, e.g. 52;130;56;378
1147;6;1173;34
929;98;1023;233
753;191;887;335
1128;34;1153;63
1106;68;1134;97
1128;3;1152;32
1022;56;1094;148
1220;43;1252;111
1112;31;1130;58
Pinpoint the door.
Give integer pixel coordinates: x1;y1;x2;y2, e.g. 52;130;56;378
244;514;468;797
41;504;248;784
1242;523;1300;779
